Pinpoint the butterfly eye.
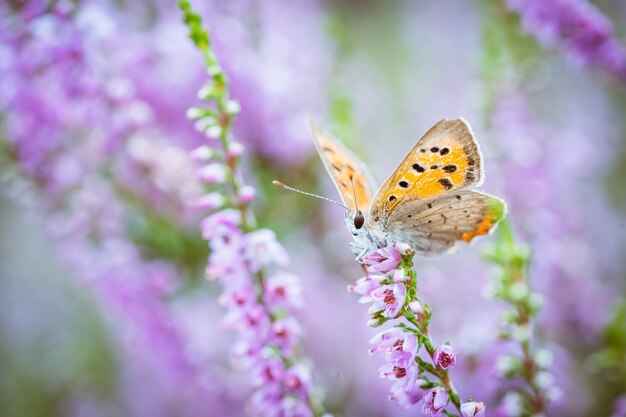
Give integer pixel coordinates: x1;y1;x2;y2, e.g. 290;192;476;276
354;211;365;230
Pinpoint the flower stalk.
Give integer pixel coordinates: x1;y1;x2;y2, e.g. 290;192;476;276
483;220;560;416
180;1;324;415
351;244;483;416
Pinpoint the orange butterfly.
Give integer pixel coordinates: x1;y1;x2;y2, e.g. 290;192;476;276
307;118;506;259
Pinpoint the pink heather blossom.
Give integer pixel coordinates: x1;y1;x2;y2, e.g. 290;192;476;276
200;209;241;240
265;272;302;308
390;378;427;408
347;274;385;303
270;318;302;355
369;283;406;318
243;229;289;273
364;244;403;273
422;387;449;416
433;344;457;369
283;363;313;399
369;328;418;369
195;192;225;210
228;141;245;158
237;185;256;204
190;145;216;161
198;163;227;183
461;401;486;417
252;357;285;387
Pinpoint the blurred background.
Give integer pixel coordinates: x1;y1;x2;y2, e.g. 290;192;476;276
1;0;626;416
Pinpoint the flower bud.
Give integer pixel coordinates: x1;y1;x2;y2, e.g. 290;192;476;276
195;192;225;210
199;164;227;183
461;401;485;417
238;185;256;205
408;300;423;315
228;141;245;158
433;344;457;369
190;145;217;162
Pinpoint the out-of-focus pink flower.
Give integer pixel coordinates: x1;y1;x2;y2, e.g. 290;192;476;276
199;163;227;183
369;283;406;318
461;401;486;417
196;192;225;210
237;185;256;204
243;229;289;273
422;387;449;416
364;245;403;273
283;363;312;399
270;318;301;355
433;344;457;370
265;272;302;308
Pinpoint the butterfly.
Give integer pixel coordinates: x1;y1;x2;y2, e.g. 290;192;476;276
308;118;506;260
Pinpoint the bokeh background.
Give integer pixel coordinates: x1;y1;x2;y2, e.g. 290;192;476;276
2;1;626;416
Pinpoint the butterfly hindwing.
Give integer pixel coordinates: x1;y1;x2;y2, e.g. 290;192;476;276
309;120;373;212
367;118;482;225
384;190;506;254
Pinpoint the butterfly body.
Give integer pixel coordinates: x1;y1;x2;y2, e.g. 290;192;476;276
310;118;506;260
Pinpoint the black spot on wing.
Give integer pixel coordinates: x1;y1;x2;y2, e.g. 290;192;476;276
439;148;449;155
442;165;457;173
438;178;453;190
413;163;425;173
389;195;397;202
465;171;475;182
430;147;440;153
399;181;409;188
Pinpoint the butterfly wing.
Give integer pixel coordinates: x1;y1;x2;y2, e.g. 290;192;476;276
383;190;506;254
309;120;374;212
367;118;482;224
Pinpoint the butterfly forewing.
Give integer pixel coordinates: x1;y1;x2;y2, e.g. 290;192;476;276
367;118;482;224
309;120;373;212
385;191;506;254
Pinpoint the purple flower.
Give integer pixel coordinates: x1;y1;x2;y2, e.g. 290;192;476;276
461;401;486;417
283;363;312;399
369;283;406;318
422;387;449;416
389;377;427;408
369;328;418;369
196;192;225;210
347;274;385;303
433;344;457;370
506;0;626;81
252;357;285;387
265;272;302;309
243;229;289;273
269;318;302;355
364;245;403;273
199;163;227;183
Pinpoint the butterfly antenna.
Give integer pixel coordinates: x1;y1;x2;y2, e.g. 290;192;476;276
350;176;360;213
272;180;348;210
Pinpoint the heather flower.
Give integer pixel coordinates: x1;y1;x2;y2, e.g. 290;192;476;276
461;401;486;417
389;378;427;408
422;387;449;416
195;192;225;210
506;0;626;81
199;163;227;183
265;272;303;308
364;244;403;273
433;344;458;369
347;274;385;303
243;229;289;273
369;328;418;368
179;3;322;414
369;283;406;318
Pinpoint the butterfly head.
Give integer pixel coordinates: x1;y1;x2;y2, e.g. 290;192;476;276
345;210;367;237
